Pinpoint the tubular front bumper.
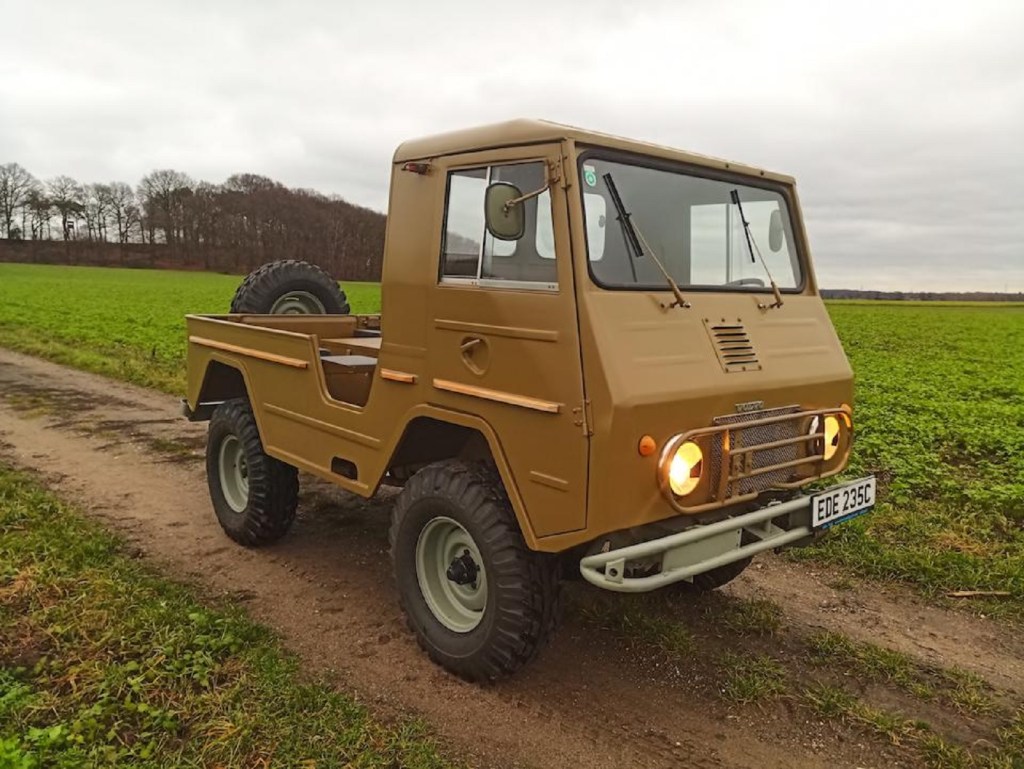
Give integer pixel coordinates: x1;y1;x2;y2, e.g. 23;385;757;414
579;493;821;593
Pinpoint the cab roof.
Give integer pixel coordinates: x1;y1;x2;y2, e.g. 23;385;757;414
393;119;795;184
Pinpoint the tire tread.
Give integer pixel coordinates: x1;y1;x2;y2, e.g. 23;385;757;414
207;399;298;546
229;260;350;315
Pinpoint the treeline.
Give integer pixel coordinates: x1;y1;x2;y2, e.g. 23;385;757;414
0;162;386;280
822;289;1024;302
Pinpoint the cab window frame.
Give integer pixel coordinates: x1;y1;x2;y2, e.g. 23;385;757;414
575;147;808;294
439;161;559;293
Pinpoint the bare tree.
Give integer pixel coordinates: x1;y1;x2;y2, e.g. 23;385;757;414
0;162;38;238
47;175;84;240
25;188;52;239
83;183;112;242
138;169;193;246
107;181;138;243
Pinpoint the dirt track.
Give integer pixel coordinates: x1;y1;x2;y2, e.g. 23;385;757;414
1;347;1021;769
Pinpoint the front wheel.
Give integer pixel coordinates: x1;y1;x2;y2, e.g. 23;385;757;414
206;399;299;545
678;556;752;592
390;461;562;681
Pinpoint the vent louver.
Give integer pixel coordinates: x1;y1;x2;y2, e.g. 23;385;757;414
704;318;761;373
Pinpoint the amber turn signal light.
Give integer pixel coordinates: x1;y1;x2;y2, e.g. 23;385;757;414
638;435;657;457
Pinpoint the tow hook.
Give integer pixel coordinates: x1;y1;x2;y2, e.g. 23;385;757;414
446;550;479;587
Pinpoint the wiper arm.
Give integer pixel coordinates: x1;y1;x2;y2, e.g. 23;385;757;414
729;189;784;310
603;172;690;310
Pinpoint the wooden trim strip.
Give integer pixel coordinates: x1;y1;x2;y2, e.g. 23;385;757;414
434;318;559;343
189;336;308;369
433;378;561;414
380;368;417;384
264;403;381;448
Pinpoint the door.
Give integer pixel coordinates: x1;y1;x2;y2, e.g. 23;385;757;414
426;146;589;538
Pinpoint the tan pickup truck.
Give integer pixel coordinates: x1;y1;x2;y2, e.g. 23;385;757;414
184;120;874;681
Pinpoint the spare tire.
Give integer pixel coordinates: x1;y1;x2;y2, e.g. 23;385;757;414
230;260;350;315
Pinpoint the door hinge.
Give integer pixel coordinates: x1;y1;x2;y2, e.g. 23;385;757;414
572;399;594;437
548;155;569;190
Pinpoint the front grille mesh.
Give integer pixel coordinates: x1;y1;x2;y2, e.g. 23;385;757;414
709;406;804;497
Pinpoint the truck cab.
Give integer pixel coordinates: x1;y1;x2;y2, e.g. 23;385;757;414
185;120;874;680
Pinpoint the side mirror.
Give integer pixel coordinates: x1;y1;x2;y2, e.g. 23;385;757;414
768;209;785;253
485;182;525;241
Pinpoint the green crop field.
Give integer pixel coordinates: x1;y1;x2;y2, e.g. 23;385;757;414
0;263;1021;616
0;264;381;392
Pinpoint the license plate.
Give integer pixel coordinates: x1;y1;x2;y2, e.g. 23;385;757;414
811;476;876;529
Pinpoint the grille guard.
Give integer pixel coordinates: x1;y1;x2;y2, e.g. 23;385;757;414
664;405;852;514
579;494;817;593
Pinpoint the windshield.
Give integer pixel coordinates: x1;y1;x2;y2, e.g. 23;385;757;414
578;156;803;291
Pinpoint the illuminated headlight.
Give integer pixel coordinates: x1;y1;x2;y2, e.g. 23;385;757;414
809;414;842;461
662;439;703;498
823;415;841;460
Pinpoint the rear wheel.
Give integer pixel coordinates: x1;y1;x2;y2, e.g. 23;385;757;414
390;460;562;681
230;260;350;315
206;399;298;545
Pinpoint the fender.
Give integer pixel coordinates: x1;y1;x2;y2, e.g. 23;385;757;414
388;403;542;550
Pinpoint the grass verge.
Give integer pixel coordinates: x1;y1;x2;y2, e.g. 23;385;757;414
0;463;458;769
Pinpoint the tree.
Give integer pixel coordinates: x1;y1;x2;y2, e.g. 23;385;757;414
137;169;193;246
83;183;112;242
0;162;38;238
106;181;138;243
47;175;84;240
25;188;52;239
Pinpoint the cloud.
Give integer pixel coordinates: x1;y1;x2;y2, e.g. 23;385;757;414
1;0;1021;290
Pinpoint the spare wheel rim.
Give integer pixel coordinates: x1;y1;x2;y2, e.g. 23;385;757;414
270;291;326;314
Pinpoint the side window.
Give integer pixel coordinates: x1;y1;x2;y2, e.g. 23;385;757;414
440;168;487;279
440;162;557;289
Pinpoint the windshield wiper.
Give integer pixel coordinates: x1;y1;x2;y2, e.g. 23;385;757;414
603;172;690;310
729;189;784;309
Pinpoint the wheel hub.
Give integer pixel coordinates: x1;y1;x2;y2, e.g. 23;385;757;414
446;550;479;587
269;290;326;315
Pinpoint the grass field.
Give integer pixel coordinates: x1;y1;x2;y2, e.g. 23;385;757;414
0;464;459;768
0;264;380;393
0;263;1021;615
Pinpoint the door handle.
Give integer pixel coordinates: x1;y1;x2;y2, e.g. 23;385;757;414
459;336;489;375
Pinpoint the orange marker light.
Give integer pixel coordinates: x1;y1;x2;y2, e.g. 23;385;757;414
638;435;657;457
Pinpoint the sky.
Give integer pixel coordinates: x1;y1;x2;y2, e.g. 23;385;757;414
1;0;1022;291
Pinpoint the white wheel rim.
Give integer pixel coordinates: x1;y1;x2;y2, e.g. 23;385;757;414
415;516;487;633
270;291;326;314
218;434;249;513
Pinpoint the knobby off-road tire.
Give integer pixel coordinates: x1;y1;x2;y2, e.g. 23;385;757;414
390;460;562;681
206;399;299;546
230;260;350;315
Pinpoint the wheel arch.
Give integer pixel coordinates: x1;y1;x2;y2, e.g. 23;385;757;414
386;405;540;550
188;356;255;422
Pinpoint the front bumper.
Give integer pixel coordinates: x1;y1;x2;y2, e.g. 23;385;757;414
579;483;864;593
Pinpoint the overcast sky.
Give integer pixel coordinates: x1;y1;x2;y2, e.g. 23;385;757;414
2;0;1021;291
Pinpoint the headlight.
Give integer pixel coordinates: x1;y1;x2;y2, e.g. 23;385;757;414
823;415;841;460
664;440;703;497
